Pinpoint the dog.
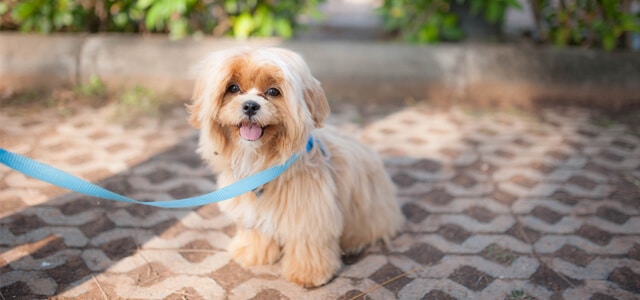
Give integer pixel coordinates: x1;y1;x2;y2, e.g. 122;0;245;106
187;47;403;287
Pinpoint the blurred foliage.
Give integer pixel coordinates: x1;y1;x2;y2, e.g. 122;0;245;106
74;74;107;97
2;0;638;50
0;0;324;39
467;0;521;24
380;0;461;42
532;0;640;51
7;0;83;32
380;0;640;50
380;0;521;43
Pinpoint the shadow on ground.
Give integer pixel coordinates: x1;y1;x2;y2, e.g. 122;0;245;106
1;103;640;299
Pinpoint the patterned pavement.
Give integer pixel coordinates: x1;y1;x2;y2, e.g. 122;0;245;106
1;102;639;299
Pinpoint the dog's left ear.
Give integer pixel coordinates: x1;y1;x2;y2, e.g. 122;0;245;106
304;78;330;128
270;47;329;128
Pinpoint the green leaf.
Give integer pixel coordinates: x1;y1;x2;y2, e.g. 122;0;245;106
442;14;457;27
129;7;145;21
554;27;569;46
137;0;155;10
225;0;238;14
12;1;38;21
275;18;292;38
169;18;188;40
418;25;438;43
485;1;503;24
258;13;275;36
470;0;484;16
145;4;162;30
21;18;34;32
442;26;464;41
145;0;175;31
233;12;254;39
0;3;9;15
113;13;128;27
602;33;615;51
253;4;269;27
53;11;73;28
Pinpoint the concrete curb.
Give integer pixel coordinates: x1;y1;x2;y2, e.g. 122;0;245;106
1;33;638;109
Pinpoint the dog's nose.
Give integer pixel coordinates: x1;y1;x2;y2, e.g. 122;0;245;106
242;101;261;116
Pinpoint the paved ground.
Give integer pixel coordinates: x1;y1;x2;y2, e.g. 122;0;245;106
1;101;639;300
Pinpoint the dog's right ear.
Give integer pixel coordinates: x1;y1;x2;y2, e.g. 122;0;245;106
186;77;205;128
187;53;222;129
187;49;245;129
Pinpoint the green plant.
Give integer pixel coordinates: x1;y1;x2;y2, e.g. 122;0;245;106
229;1;317;39
531;0;640;51
507;289;535;300
2;0;324;39
75;75;107;97
128;0;324;39
380;0;463;43
11;0;83;33
467;0;522;24
482;244;518;264
0;3;9;15
111;85;176;122
137;0;196;39
117;86;156;114
380;0;521;43
380;0;639;50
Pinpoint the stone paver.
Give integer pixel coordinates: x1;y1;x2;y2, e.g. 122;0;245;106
1;103;639;299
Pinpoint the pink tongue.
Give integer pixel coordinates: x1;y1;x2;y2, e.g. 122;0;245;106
239;124;263;141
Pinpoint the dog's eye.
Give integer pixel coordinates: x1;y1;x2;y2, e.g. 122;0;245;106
266;88;280;97
227;84;240;94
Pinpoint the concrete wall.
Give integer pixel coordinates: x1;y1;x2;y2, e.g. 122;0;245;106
1;33;639;109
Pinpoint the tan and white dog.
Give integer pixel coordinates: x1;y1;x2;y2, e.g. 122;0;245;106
187;47;403;287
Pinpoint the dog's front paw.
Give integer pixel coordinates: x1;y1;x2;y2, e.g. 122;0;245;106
282;241;342;288
229;229;281;267
283;266;338;288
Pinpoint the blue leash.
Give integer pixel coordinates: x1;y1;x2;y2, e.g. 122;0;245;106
0;138;314;208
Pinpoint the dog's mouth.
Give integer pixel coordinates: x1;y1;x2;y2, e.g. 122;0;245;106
238;121;266;141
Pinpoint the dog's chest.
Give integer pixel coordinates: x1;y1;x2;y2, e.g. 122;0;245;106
230;149;266;180
220;191;281;236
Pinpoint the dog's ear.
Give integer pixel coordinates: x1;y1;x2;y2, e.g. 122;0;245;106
187;56;217;129
186;77;206;128
304;79;330;128
187;49;244;128
267;47;330;128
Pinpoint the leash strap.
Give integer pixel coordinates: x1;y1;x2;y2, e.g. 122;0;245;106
0;138;315;208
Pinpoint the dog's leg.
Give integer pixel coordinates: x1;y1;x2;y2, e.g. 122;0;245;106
229;228;281;266
281;238;342;288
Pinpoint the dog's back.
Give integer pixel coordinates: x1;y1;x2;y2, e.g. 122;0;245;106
313;126;404;254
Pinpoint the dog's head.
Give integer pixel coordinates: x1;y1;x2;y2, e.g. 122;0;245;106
188;47;329;163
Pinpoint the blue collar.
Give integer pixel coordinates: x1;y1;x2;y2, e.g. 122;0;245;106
306;136;327;157
253;136;324;197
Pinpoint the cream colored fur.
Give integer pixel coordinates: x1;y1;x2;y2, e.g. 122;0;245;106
188;47;403;287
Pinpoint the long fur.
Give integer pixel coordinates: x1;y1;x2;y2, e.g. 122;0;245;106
188;47;403;287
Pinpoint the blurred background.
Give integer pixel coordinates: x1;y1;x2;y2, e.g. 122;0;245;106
1;0;639;114
1;0;638;48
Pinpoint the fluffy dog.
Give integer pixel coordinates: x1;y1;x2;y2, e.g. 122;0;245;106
187;47;403;287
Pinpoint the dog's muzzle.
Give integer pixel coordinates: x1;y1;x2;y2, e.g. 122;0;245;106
239;101;264;141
